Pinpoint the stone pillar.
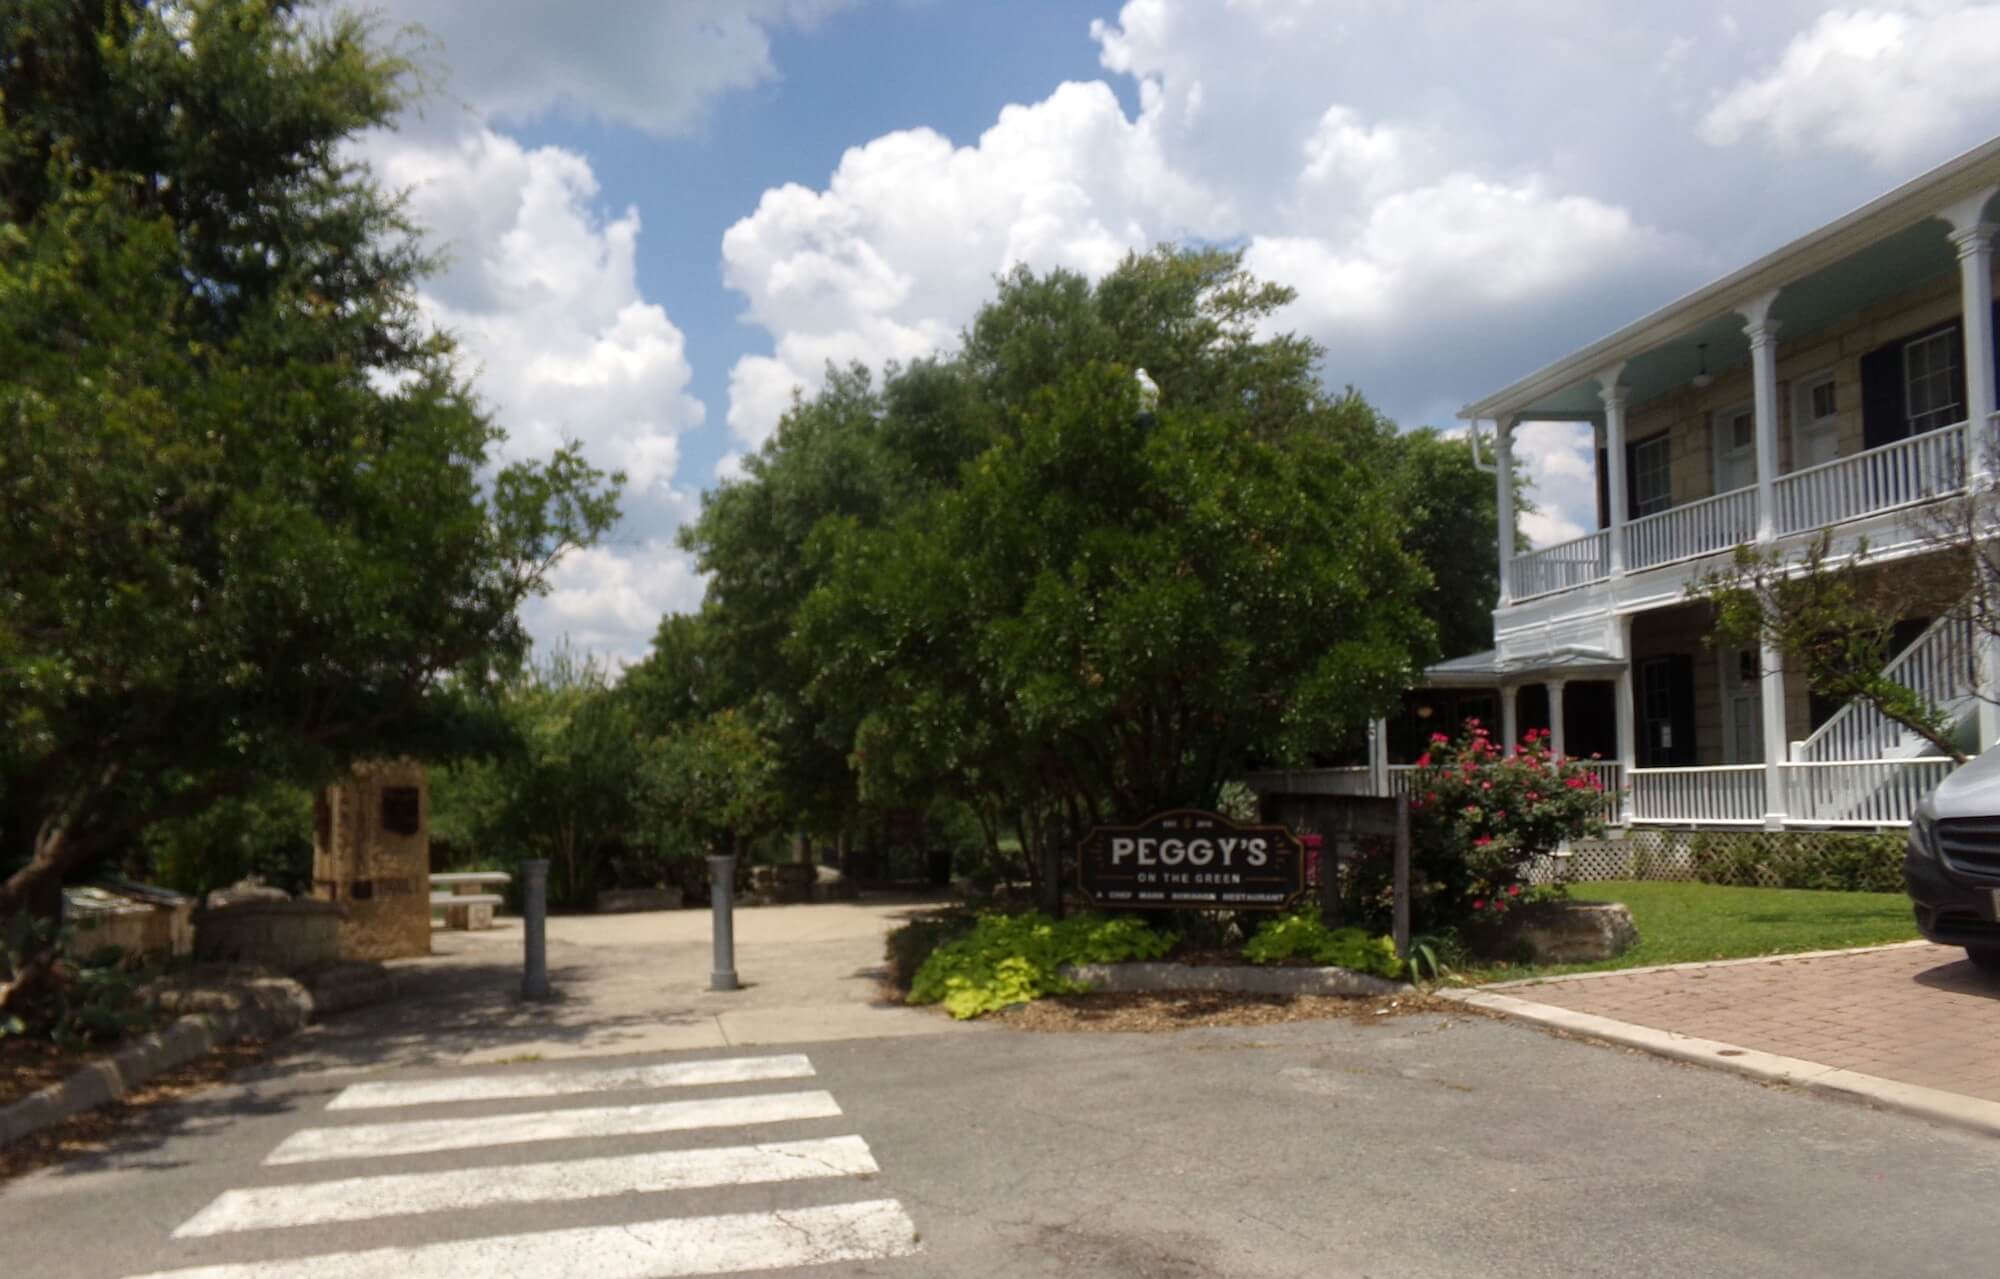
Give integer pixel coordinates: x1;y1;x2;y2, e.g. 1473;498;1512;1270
1500;684;1519;755
1494;416;1516;605
1597;366;1628;577
1740;290;1783;544
311;759;431;960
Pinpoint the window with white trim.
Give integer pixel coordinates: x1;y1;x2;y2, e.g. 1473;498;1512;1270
1904;327;1963;435
1713;403;1756;492
1630;434;1671;517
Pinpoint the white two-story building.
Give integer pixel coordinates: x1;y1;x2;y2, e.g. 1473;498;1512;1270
1333;137;2000;834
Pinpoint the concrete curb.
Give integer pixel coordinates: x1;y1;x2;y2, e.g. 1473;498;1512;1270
1440;988;2000;1140
1478;939;1932;990
0;963;395;1148
1063;961;1410;998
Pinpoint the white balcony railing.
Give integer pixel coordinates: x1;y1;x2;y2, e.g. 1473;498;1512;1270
1510;531;1610;600
1775;423;1965;535
1623;486;1758;571
1782;758;1954;826
1629;764;1765;824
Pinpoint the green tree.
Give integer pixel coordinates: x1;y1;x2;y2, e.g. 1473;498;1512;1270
1387;426;1505;660
635;710;784;861
800;359;1430;830
0;0;620;987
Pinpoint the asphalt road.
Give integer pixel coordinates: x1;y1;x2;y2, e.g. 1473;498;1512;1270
5;1009;1999;1278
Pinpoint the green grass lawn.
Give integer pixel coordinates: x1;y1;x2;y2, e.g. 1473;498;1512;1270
1461;879;1923;984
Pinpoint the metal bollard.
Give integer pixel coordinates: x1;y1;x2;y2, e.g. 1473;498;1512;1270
708;853;740;992
520;858;551;1000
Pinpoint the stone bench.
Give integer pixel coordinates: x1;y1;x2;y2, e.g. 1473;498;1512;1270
429;872;510;931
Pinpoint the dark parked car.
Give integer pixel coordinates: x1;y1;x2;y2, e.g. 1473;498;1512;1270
1907;748;2000;975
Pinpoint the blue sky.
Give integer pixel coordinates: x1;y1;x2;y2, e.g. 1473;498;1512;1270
500;1;1137;486
362;0;2000;661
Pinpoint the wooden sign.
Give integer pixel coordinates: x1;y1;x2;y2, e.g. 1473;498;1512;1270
1076;809;1305;911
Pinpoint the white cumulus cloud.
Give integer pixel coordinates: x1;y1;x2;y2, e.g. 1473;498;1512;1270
1704;3;2000;165
363;126;709;659
379;0;854;137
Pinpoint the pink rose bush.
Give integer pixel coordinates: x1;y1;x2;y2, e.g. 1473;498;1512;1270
1406;721;1608;924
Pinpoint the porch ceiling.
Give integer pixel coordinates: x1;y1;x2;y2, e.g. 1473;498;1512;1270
1465;137;2000;424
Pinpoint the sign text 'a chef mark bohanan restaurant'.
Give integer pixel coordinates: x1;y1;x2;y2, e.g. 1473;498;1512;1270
1076;809;1305;910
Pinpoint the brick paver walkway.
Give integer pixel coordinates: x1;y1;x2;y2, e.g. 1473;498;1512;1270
1512;943;2000;1103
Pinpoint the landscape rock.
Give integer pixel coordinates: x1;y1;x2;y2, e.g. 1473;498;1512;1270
1490;900;1639;964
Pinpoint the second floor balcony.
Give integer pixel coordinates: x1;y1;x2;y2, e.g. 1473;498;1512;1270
1508;414;1987;603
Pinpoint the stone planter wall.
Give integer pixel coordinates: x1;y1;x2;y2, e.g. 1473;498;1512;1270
194;900;343;972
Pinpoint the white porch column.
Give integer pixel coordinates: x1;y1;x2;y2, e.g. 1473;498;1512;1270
1740;290;1783;544
1368;717;1390;796
1500;684;1519;755
1547;678;1567;760
1758;638;1789;830
1942;190;2000;750
1596;365;1628;576
1614;616;1637;826
1494;415;1517;605
1740;291;1789;825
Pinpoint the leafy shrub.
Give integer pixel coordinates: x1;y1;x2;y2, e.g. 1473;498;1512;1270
885;912;978;990
1403;723;1606;928
1688;831;1903;892
2;914;156;1048
1241;912;1402;979
907;912;1175;1019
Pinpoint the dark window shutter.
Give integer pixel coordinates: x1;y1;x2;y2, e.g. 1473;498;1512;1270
1860;341;1905;449
1667;653;1697;767
1595;445;1609;530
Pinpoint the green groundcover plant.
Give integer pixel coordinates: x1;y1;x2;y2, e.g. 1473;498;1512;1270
907;912;1175;1019
1240;912;1404;979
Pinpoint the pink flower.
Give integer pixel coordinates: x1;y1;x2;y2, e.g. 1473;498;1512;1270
1430;732;1450;744
1508;884;1522;897
1471;899;1486;911
1415;753;1431;768
1481;782;1493;791
1473;835;1492;847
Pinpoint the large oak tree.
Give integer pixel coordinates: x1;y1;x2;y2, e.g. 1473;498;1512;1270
0;0;620;970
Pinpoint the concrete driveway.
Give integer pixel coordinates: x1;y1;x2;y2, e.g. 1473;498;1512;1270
267;899;978;1078
1491;941;2000;1113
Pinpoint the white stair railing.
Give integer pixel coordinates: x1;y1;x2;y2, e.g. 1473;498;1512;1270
1794;608;1978;762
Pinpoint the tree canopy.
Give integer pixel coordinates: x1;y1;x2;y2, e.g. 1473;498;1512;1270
0;0;620;924
666;247;1480;867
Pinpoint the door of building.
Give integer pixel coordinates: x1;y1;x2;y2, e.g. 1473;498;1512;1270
1719;646;1764;764
1637;655;1696;768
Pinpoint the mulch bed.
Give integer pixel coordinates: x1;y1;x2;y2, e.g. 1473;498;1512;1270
990;989;1458;1033
0;1038;93;1109
0;1037;271;1183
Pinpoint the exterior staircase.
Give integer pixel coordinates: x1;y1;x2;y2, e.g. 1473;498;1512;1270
1787;607;1978;823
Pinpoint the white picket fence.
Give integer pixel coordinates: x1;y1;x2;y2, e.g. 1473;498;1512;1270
1775;425;1965;535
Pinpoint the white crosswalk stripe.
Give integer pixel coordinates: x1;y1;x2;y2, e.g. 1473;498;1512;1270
174;1135;880;1236
136;1052;920;1277
324;1053;816;1110
265;1089;844;1164
133;1199;921;1279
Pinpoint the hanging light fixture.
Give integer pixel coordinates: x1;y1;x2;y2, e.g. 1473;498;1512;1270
1691;342;1713;390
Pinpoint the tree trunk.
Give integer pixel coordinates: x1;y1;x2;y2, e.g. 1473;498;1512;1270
0;819;92;1020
